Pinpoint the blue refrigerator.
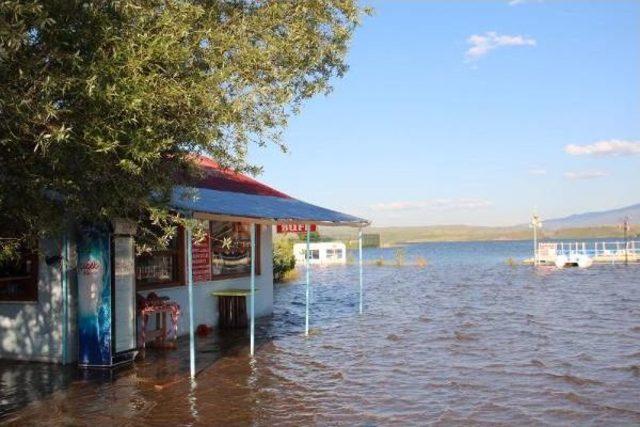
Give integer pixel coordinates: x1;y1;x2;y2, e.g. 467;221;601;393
77;224;137;367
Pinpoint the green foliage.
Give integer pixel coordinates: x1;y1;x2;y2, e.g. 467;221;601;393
0;238;23;265
0;0;364;256
346;252;355;264
415;256;428;267
297;231;321;242
273;238;296;283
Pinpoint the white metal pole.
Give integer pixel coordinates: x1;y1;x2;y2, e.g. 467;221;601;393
250;224;256;356
533;224;538;266
186;227;196;379
61;235;69;365
358;228;363;314
305;227;310;336
612;241;615;265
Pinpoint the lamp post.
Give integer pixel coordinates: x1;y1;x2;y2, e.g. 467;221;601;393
530;214;542;266
622;216;631;266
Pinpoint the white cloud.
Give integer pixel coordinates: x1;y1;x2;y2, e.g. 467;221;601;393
565;139;640;156
528;168;547;176
508;0;543;6
563;171;609;181
371;198;492;212
465;31;536;61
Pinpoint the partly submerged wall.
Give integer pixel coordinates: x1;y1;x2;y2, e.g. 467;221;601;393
0;237;77;364
0;225;274;363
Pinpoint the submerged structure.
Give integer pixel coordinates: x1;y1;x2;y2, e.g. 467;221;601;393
293;241;347;265
533;240;640;267
0;157;369;376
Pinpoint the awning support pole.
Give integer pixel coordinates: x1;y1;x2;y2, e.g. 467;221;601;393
186;227;196;379
358;228;363;315
61;235;69;364
250;224;256;356
305;227;310;336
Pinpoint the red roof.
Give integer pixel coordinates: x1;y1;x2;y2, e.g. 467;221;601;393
195;156;291;199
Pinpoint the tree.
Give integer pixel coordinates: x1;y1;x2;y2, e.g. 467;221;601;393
0;0;365;255
272;237;296;283
297;230;321;242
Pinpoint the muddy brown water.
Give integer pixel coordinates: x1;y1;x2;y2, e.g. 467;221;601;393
2;241;640;426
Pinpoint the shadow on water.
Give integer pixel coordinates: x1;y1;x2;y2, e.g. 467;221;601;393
0;322;276;423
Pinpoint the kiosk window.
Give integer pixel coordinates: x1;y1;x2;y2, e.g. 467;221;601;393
136;228;185;289
0;249;38;302
303;249;320;260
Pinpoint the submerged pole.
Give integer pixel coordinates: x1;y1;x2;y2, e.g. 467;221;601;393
186;227;196;379
623;216;630;266
358;228;363;315
250;224;256;356
530;214;541;266
533;225;536;265
305;227;310;336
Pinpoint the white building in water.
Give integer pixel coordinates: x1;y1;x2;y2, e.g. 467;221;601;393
293;242;347;265
0;156;368;371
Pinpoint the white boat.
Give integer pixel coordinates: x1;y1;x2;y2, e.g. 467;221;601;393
555;253;593;269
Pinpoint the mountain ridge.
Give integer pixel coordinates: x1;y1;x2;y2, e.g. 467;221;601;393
541;203;639;229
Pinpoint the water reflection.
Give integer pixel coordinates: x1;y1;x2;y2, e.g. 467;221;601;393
188;379;198;423
2;241;640;425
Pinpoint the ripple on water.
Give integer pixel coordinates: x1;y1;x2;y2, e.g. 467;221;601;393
3;241;640;425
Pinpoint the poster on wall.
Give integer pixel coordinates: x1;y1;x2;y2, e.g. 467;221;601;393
77;225;112;366
210;222;253;276
192;231;211;282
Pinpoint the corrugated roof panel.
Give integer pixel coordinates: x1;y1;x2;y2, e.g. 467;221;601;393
171;186;369;227
195;157;291;198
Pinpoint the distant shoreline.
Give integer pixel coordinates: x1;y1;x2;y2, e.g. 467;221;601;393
385;236;632;246
319;225;638;248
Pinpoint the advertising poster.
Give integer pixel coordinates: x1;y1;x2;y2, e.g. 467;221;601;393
192;231;211;282
114;236;136;353
77;225;112;366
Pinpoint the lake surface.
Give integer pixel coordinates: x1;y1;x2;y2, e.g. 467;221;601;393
3;240;640;425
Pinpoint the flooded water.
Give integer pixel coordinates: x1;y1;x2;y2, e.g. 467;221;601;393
3;241;640;426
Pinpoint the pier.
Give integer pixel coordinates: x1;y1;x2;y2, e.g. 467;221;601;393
532;240;640;265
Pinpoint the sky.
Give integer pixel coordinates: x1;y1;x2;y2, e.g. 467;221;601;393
248;0;640;227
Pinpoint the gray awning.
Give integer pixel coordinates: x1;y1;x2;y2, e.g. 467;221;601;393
171;186;369;227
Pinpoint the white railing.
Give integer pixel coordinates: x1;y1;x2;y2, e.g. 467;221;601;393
540;240;640;261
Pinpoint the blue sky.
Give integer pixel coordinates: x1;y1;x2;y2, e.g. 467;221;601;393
248;0;640;227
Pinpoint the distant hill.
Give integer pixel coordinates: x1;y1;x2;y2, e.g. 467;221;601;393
542;203;640;229
317;203;640;246
320;224;637;247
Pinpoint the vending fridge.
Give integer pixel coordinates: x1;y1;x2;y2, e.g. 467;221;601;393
77;222;138;367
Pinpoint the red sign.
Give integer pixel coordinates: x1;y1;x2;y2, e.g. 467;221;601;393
277;224;317;234
191;234;211;282
80;260;102;276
